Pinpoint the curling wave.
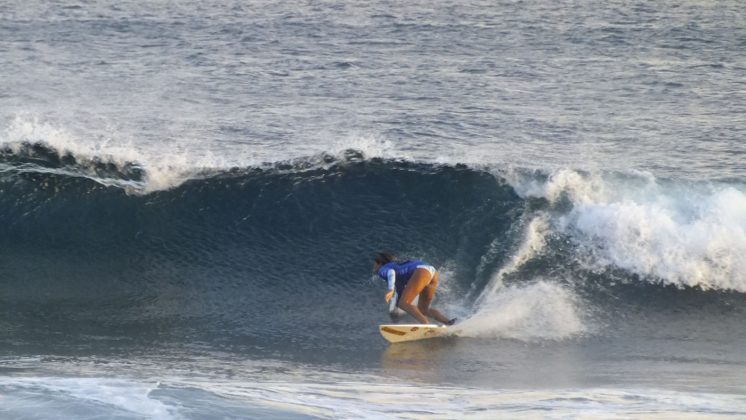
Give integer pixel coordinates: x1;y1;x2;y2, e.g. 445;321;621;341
0;142;745;354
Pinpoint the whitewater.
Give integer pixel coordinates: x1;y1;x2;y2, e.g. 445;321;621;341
2;0;746;418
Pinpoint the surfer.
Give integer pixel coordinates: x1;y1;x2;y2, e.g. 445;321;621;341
373;252;456;325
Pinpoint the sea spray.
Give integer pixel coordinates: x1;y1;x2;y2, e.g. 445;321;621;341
476;214;550;302
456;280;585;341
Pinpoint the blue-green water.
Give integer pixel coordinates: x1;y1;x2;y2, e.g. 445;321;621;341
2;0;746;417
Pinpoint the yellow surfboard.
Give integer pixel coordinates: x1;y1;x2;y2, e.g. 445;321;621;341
379;324;448;343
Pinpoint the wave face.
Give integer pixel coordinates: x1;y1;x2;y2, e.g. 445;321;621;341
2;143;746;358
0;143;523;356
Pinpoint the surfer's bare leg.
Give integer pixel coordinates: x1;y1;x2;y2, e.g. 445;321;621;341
417;272;451;324
399;268;451;324
399;268;436;323
398;301;429;324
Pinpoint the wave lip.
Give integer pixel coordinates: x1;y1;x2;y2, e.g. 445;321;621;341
565;186;746;291
508;169;746;293
1;115;417;194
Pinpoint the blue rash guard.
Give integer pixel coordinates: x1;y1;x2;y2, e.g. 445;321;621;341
377;260;432;304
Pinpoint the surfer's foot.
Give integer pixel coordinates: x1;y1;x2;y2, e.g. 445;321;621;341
445;318;457;326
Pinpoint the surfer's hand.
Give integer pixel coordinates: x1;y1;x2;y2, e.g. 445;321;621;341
385;289;395;303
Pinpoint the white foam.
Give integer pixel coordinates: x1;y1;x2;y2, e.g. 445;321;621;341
510;169;746;292
1;115;422;193
162;367;746;419
0;377;176;419
4;373;743;419
456;215;577;342
456;280;586;341
1;114;200;193
326;132;402;161
4;356;746;418
1;112;521;194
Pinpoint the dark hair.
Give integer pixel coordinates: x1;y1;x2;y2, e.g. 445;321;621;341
374;252;395;265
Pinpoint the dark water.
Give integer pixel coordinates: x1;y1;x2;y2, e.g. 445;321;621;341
2;144;746;417
2;0;746;417
0;145;515;354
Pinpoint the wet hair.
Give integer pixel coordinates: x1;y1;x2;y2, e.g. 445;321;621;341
374;252;395;265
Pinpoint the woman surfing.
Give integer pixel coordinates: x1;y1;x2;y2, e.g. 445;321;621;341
373;252;456;325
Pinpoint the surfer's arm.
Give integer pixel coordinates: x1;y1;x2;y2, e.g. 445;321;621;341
385;269;396;303
386;269;396;290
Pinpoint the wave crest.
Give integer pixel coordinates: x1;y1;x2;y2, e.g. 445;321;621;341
509;169;746;292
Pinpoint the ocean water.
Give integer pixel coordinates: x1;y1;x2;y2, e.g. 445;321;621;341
2;0;746;418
